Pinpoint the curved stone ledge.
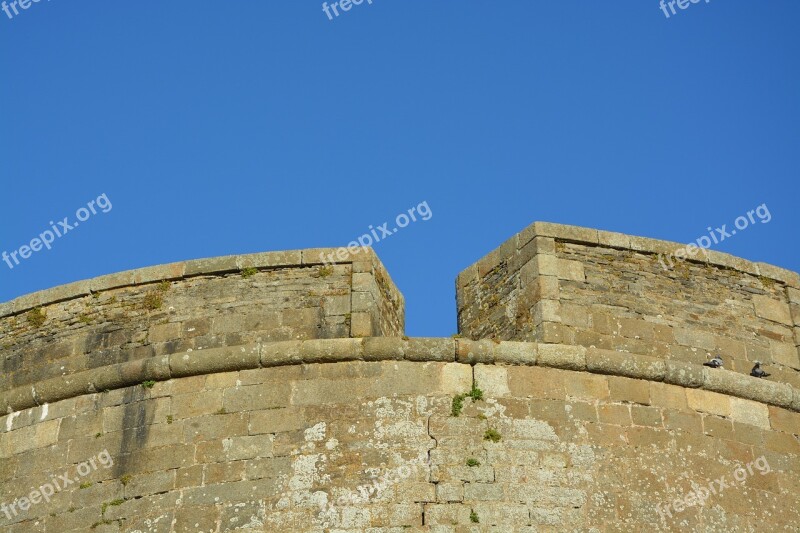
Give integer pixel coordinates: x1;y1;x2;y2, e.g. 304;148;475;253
3;338;798;415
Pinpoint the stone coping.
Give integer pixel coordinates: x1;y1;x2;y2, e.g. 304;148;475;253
2;338;797;416
0;247;403;319
459;221;800;288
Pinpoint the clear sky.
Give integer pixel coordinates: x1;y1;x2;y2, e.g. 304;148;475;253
1;1;798;336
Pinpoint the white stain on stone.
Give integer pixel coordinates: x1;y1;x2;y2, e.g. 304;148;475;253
305;422;326;443
40;403;49;421
6;411;19;431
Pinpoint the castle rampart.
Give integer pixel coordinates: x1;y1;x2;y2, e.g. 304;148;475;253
0;223;797;532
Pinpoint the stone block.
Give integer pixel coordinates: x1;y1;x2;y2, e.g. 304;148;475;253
768;405;800;434
171;390;223;419
673;328;716;351
299;338;362;363
507;366;566;399
170;344;260;378
455;339;495;365
664;361;704;389
753;294;793;326
474;365;510;397
598;404;631;426
531;222;599;244
435;482;464;502
756;262;800;288
494;341;537;366
608;376;651;405
350;312;373;337
537;344;586;371
223;382;291;412
237;250;303;268
184;255;239;276
405;338;455;362
631;405;663;427
729;397;770;429
771;340;800;370
362;337;404;361
686;389;731;418
260;340;302;367
662;409;702;433
585;348;665;381
133;263;186;284
148;322;182;343
557;259;585;282
597;230;631;249
441;363;472;395
649;383;686;413
565;373;609;401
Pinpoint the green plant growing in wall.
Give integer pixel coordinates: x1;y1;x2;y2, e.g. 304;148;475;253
484;428;501;442
466;458;481;467
241;267;258;278
451;393;466;417
141;380;156;389
101;499;125;514
27;307;47;328
451;381;484;417
759;275;776;289
120;474;132;486
142;292;163;311
318;265;334;278
470;510;480;523
468;383;483;402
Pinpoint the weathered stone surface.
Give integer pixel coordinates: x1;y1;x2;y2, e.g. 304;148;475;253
753;294;793;326
170;344;260;377
537;344;586;371
664;360;704;389
457;222;800;387
586;348;665;381
2;234;800;532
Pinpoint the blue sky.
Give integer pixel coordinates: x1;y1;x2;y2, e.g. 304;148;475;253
1;1;798;336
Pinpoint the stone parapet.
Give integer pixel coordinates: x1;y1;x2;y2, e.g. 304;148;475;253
0;248;404;394
457;221;800;388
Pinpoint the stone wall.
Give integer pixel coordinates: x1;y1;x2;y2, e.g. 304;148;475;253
458;222;800;388
0;248;404;395
1;230;799;532
0;340;798;532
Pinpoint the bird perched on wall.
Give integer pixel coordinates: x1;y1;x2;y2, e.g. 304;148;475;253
703;355;724;368
750;361;770;378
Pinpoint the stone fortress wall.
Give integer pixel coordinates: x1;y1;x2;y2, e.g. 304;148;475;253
0;223;798;532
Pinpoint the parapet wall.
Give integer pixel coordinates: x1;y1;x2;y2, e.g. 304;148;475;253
1;225;799;532
458;222;800;388
0;248;404;395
